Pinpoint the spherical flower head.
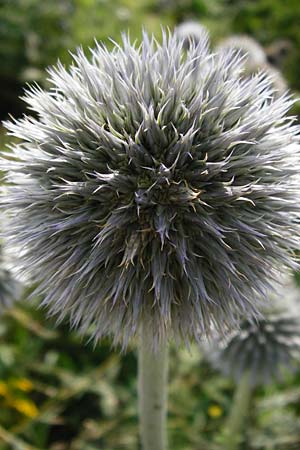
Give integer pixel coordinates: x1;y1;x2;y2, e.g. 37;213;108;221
0;243;22;311
175;21;208;50
2;31;300;349
216;35;267;73
216;36;288;97
208;299;300;386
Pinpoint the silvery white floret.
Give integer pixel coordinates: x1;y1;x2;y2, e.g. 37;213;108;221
1;30;300;349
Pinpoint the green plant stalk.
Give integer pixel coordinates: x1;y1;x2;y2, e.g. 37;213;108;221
223;371;252;450
138;328;169;450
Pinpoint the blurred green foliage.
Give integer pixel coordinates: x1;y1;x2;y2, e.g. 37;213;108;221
1;0;300;119
0;301;300;449
228;0;300;91
0;0;73;117
0;0;226;119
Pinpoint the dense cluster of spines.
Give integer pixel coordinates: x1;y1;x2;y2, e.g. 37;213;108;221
210;306;300;385
1;31;300;347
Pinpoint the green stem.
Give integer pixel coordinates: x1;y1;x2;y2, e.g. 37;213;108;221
223;371;252;450
138;329;169;450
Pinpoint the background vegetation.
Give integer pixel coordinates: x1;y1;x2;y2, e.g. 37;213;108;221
0;1;300;449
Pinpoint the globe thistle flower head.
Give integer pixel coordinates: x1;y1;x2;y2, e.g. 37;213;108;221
0;243;22;311
209;303;300;386
216;36;288;97
208;275;300;385
174;21;209;50
216;35;267;73
2;30;300;349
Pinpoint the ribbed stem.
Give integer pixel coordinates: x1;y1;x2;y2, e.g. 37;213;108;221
223;371;252;450
138;330;169;450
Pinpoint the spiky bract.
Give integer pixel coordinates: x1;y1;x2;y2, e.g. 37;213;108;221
209;302;300;386
2;31;300;348
216;35;288;96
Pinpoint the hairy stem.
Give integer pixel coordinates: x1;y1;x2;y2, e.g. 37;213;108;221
223;371;252;450
138;330;169;450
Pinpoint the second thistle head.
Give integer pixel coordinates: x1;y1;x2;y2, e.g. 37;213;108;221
216;35;288;96
0;243;22;311
208;307;300;386
216;35;267;72
175;21;208;50
2;30;300;348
